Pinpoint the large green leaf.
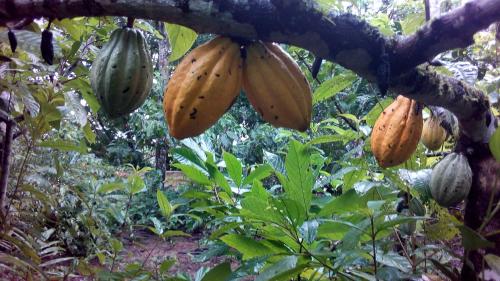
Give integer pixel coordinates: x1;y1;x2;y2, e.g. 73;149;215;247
220;234;272;260
157;190;173;218
223;151;242;187
458;225;495;250
201;262;232;281
97;182;125;193
263;150;285;174
282;140;314;215
255;256;308;281
318;189;365;216
313;72;356;104
166;24;197;61
173;163;211;185
127;175;146;194
242;164;273;186
39;139;87;153
171;147;206;170
206;163;232;195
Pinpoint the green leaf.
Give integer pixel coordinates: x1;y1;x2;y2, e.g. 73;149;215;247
98;182;125;193
363;98;393;126
283;140;314;216
255;256;308;281
201;262;232;281
220;234;272;260
401;12;425;35
317;221;351;240
80;89;101;113
173;163;211;185
83;122;96;144
313;72;356;104
39;139;87;153
489;126;500;162
159;259;176;274
166;24;198;61
110;238;123;253
319;189;364;216
306;134;345;145
161;230;191;239
243;164;273;186
127;175;146;194
458;225;495;250
484;254;500;276
157;190;173;218
171;147;206;169
339;218;371;250
299;220;319;244
206;163;232;195
223;151;243;187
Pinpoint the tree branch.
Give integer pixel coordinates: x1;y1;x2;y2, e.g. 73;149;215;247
1;0;499;141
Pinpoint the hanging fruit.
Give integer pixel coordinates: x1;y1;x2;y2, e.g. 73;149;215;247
163;37;313;139
8;29;17;53
370;95;424;168
90;22;153;118
40;22;54;65
242;41;312;131
421;115;447;151
430;152;472;207
163;37;243;139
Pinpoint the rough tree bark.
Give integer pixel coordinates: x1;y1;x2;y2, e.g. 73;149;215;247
2;0;500;278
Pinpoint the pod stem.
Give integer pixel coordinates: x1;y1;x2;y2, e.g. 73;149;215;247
127;17;135;28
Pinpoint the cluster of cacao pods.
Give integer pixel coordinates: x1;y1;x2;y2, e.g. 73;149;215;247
370;95;423;168
163;36;312;139
90;21;153;118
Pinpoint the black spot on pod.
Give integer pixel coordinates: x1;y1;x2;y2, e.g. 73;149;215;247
8;30;17;53
189;107;197;118
41;29;54;65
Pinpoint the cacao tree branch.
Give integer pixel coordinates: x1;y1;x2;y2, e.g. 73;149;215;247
2;0;499;143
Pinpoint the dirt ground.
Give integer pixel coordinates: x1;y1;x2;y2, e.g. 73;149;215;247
0;230;243;281
117;230;237;277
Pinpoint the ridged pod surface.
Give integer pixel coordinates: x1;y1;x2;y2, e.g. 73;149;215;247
421;116;447;151
370;95;423;168
91;27;153;118
430;153;472;207
243;42;312;131
163;37;243;139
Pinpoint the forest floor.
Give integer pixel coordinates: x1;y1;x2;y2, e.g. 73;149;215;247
116;229;239;277
0;229;243;281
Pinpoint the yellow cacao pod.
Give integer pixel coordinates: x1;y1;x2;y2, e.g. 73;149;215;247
421;116;447;151
163;37;243;139
242;42;312;131
370;95;423;168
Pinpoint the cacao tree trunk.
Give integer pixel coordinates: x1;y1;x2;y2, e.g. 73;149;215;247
460;139;500;280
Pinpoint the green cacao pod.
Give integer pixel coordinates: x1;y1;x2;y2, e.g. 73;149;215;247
399;209;416;236
430;153;472;207
409;197;426;216
91;27;153;118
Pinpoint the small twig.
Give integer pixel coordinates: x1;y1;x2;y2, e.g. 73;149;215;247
370;215;378;279
393;228;412;265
